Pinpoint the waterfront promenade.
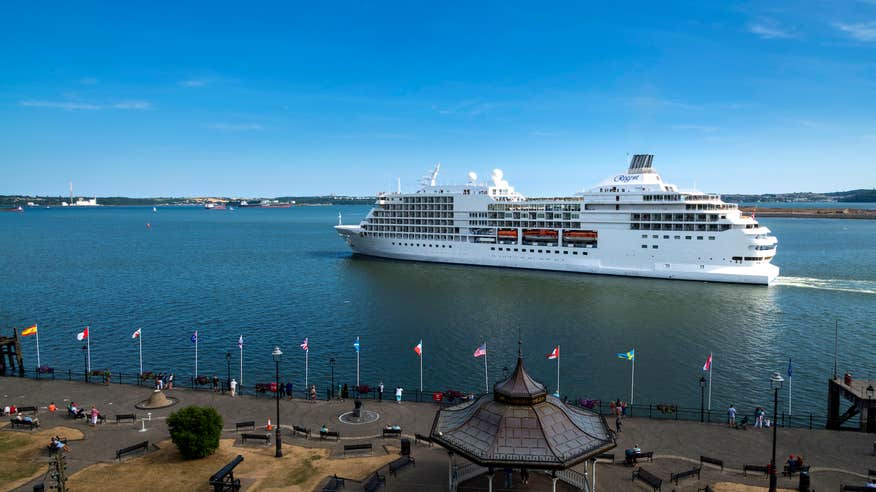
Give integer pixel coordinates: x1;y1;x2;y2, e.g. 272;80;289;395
1;376;874;491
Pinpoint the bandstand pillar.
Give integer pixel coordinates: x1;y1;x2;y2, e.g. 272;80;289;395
487;469;494;492
551;473;559;492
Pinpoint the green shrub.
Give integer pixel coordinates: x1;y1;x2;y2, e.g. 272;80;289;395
166;405;223;459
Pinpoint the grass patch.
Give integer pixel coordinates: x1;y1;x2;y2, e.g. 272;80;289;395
0;427;82;487
282;454;322;485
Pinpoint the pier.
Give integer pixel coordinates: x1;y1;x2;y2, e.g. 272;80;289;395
827;374;875;432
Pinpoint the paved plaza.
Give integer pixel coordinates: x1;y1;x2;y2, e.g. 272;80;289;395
1;376;874;491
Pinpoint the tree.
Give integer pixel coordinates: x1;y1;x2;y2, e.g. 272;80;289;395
166;406;223;459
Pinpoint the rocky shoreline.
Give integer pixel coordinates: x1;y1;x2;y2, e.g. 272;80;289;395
740;206;876;219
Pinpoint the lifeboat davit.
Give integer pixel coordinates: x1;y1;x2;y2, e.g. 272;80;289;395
523;229;559;241
563;230;598;242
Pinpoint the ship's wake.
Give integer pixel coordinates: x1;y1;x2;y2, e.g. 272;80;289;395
775;276;876;295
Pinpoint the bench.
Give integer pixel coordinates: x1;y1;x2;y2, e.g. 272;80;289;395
235;421;255;432
17;406;38;415
596;453;615;463
115;413;137;424
632;467;662;491
9;418;40;430
414;433;432;446
626;450;654;465
382;428;401;439
208;454;243;492
362;472;385;492
293;425;311;439
840;486;873;492
671;466;702;485
116;441;149;461
743;464;769;476
241;433;270;445
321;474;345;492
343;443;372;456
700;455;724;471
868;469;875;479
320;430;340;441
782;464;810;477
388;455;415;476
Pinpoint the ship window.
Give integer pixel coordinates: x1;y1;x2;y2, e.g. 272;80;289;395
490;247;495;250
652;245;658;249
538;250;543;253
674;235;680;239
641;235;647;239
697;236;703;240
652;235;658;239
709;236;715;240
642;245;647;249
564;251;568;254
573;251;578;255
530;249;535;252
663;235;669;239
685;236;692;240
555;251;559;254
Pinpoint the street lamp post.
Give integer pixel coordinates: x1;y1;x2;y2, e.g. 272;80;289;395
867;385;875;433
769;371;784;492
272;346;283;458
329;358;335;399
225;351;231;394
699;376;706;423
82;346;88;382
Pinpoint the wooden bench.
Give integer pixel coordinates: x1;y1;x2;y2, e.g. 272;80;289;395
343;443;372;456
9;418;39;430
115;413;137;424
17;406;38;415
116;441;149;461
632;467;662;491
293;425;311;439
321;474;345;492
782;464;810;477
235;421;255;432
241;433;270;445
626;450;654;465
743;464;769;476
671;466;702;485
388;455;415;476
320;430;340;441
208;454;243;492
321;474;345;491
700;455;724;471
414;433;432;446
362;472;385;492
596;453;615;463
382;428;401;439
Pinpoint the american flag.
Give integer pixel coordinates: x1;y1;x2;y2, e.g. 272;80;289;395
300;338;309;351
473;342;487;358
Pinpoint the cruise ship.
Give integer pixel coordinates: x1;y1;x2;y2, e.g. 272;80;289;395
335;155;779;284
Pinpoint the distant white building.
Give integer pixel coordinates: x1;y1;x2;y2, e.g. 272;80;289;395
73;197;98;206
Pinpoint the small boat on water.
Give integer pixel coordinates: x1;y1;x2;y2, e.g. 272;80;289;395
1;206;23;212
152;207;157;213
204;203;227;210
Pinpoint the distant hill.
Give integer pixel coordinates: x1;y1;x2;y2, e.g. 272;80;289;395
722;189;875;204
0;195;376;207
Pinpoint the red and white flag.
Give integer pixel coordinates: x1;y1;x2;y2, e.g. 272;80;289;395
76;326;89;341
473;343;487;358
546;346;559;360
414;340;422;356
300;338;309;352
131;328;141;339
702;353;712;371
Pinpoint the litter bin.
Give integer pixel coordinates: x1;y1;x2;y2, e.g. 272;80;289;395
798;470;810;492
401;438;411;456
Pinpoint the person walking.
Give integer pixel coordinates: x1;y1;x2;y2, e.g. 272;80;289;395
727;404;736;427
286;382;293;400
755;407;764;428
230;378;237;397
520;468;530;485
310;384;317;402
90;405;99;426
279;382;286;398
395;386;403;404
504;467;513;488
167;373;174;390
378;381;384;401
615;415;622;433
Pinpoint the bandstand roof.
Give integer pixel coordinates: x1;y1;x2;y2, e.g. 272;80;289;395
430;352;615;470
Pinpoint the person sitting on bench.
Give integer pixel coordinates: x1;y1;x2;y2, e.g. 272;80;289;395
14;413;39;425
50;436;70;453
624;444;642;464
320;424;329;434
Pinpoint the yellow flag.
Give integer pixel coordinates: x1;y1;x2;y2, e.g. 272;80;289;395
21;325;38;337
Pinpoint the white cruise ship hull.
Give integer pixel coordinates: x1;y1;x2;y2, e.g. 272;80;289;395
336;225;779;285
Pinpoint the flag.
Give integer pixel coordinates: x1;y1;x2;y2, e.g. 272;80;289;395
238;335;243;349
76;326;89;341
473;343;487;358
131;328;141;339
546;346;559;360
353;337;360;352
414;340;422;356
616;348;634;360
787;357;792;378
21;325;38;337
703;353;712;371
191;331;198;343
300;337;309;351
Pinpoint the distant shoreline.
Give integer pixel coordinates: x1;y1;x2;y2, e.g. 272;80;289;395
740;206;876;219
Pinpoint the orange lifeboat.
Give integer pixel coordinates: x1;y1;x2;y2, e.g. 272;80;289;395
523;229;559;241
563;230;598;242
497;229;518;238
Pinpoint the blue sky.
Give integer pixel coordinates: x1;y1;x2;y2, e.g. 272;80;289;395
2;1;875;197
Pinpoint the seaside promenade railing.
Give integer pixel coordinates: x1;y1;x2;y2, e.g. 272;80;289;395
3;366;834;431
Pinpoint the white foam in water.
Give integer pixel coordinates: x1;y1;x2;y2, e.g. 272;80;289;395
775;276;876;295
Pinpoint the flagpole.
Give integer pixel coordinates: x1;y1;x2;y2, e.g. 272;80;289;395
356;343;360;387
138;332;143;376
557;345;560;396
35;328;41;369
484;343;489;394
305;348;309;389
788;371;792;416
708;358;712;411
239;341;243;387
86;328;91;374
420;347;423;393
195;334;198;379
630;348;635;405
